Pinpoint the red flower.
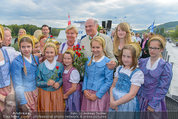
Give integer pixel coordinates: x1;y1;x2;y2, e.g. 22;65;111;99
73;48;76;51
73;46;75;48
76;45;79;48
76;51;79;55
56;66;59;70
78;53;81;57
50;35;53;38
82;46;84;49
76;48;79;51
79;48;81;51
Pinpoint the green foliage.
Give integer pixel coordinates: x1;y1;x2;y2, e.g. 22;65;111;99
2;24;60;37
51;28;60;36
156;21;178;31
97;25;102;31
73;45;88;81
170;26;178;40
155;28;159;34
136;21;178;34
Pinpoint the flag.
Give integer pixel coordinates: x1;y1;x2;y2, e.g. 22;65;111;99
148;20;156;33
68;13;71;25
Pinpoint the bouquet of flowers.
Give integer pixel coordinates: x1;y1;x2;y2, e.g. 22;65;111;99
73;45;88;81
48;66;59;81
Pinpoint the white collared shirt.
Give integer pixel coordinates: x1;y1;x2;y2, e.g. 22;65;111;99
44;59;56;70
146;58;160;70
89;32;99;40
92;55;105;62
0;60;5;66
114;65;144;86
60;39;78;54
24;55;32;64
64;69;80;83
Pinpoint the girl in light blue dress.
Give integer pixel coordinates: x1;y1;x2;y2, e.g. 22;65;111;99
81;36;113;112
11;35;39;116
109;43;144;119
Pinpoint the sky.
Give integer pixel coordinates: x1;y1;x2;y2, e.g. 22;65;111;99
0;0;178;30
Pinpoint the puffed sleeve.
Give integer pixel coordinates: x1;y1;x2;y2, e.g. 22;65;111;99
130;70;144;86
3;47;20;63
148;62;173;109
36;63;48;88
82;60;89;91
69;70;80;83
138;58;146;67
11;59;27;105
96;63;114;99
114;66;121;78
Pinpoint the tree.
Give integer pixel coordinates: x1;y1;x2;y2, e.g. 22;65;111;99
160;27;165;36
51;28;60;36
170;26;178;40
155;28;159;34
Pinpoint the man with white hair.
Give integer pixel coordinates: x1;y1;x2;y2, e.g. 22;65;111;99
80;18;117;69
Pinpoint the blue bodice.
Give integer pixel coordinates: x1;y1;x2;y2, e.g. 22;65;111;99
115;66;139;93
0;49;11;88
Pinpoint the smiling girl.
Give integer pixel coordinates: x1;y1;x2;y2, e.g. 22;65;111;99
81;36;113;111
11;35;39;114
62;50;81;112
36;42;64;112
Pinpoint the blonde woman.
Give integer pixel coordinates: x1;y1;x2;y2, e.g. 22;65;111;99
60;25;79;54
13;28;26;51
113;22;132;61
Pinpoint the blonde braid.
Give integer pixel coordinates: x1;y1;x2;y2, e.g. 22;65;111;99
88;54;94;66
22;54;27;75
32;51;38;66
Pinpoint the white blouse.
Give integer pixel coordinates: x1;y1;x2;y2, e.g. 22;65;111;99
63;69;80;83
24;55;32;64
114;66;144;87
2;46;20;63
92;56;105;62
0;60;5;66
146;57;160;70
60;40;78;54
44;59;56;70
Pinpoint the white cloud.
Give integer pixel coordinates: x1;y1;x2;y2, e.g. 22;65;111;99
0;0;177;30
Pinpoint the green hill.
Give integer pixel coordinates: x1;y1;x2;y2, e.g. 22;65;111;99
156;21;178;31
135;21;178;33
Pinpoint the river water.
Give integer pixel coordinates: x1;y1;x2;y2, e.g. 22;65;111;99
166;41;178;96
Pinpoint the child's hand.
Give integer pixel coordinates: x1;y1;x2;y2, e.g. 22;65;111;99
110;100;118;110
106;60;116;70
34;53;41;58
89;94;98;101
53;82;60;89
110;95;115;103
147;106;154;112
63;94;68;99
84;90;91;99
47;80;55;86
